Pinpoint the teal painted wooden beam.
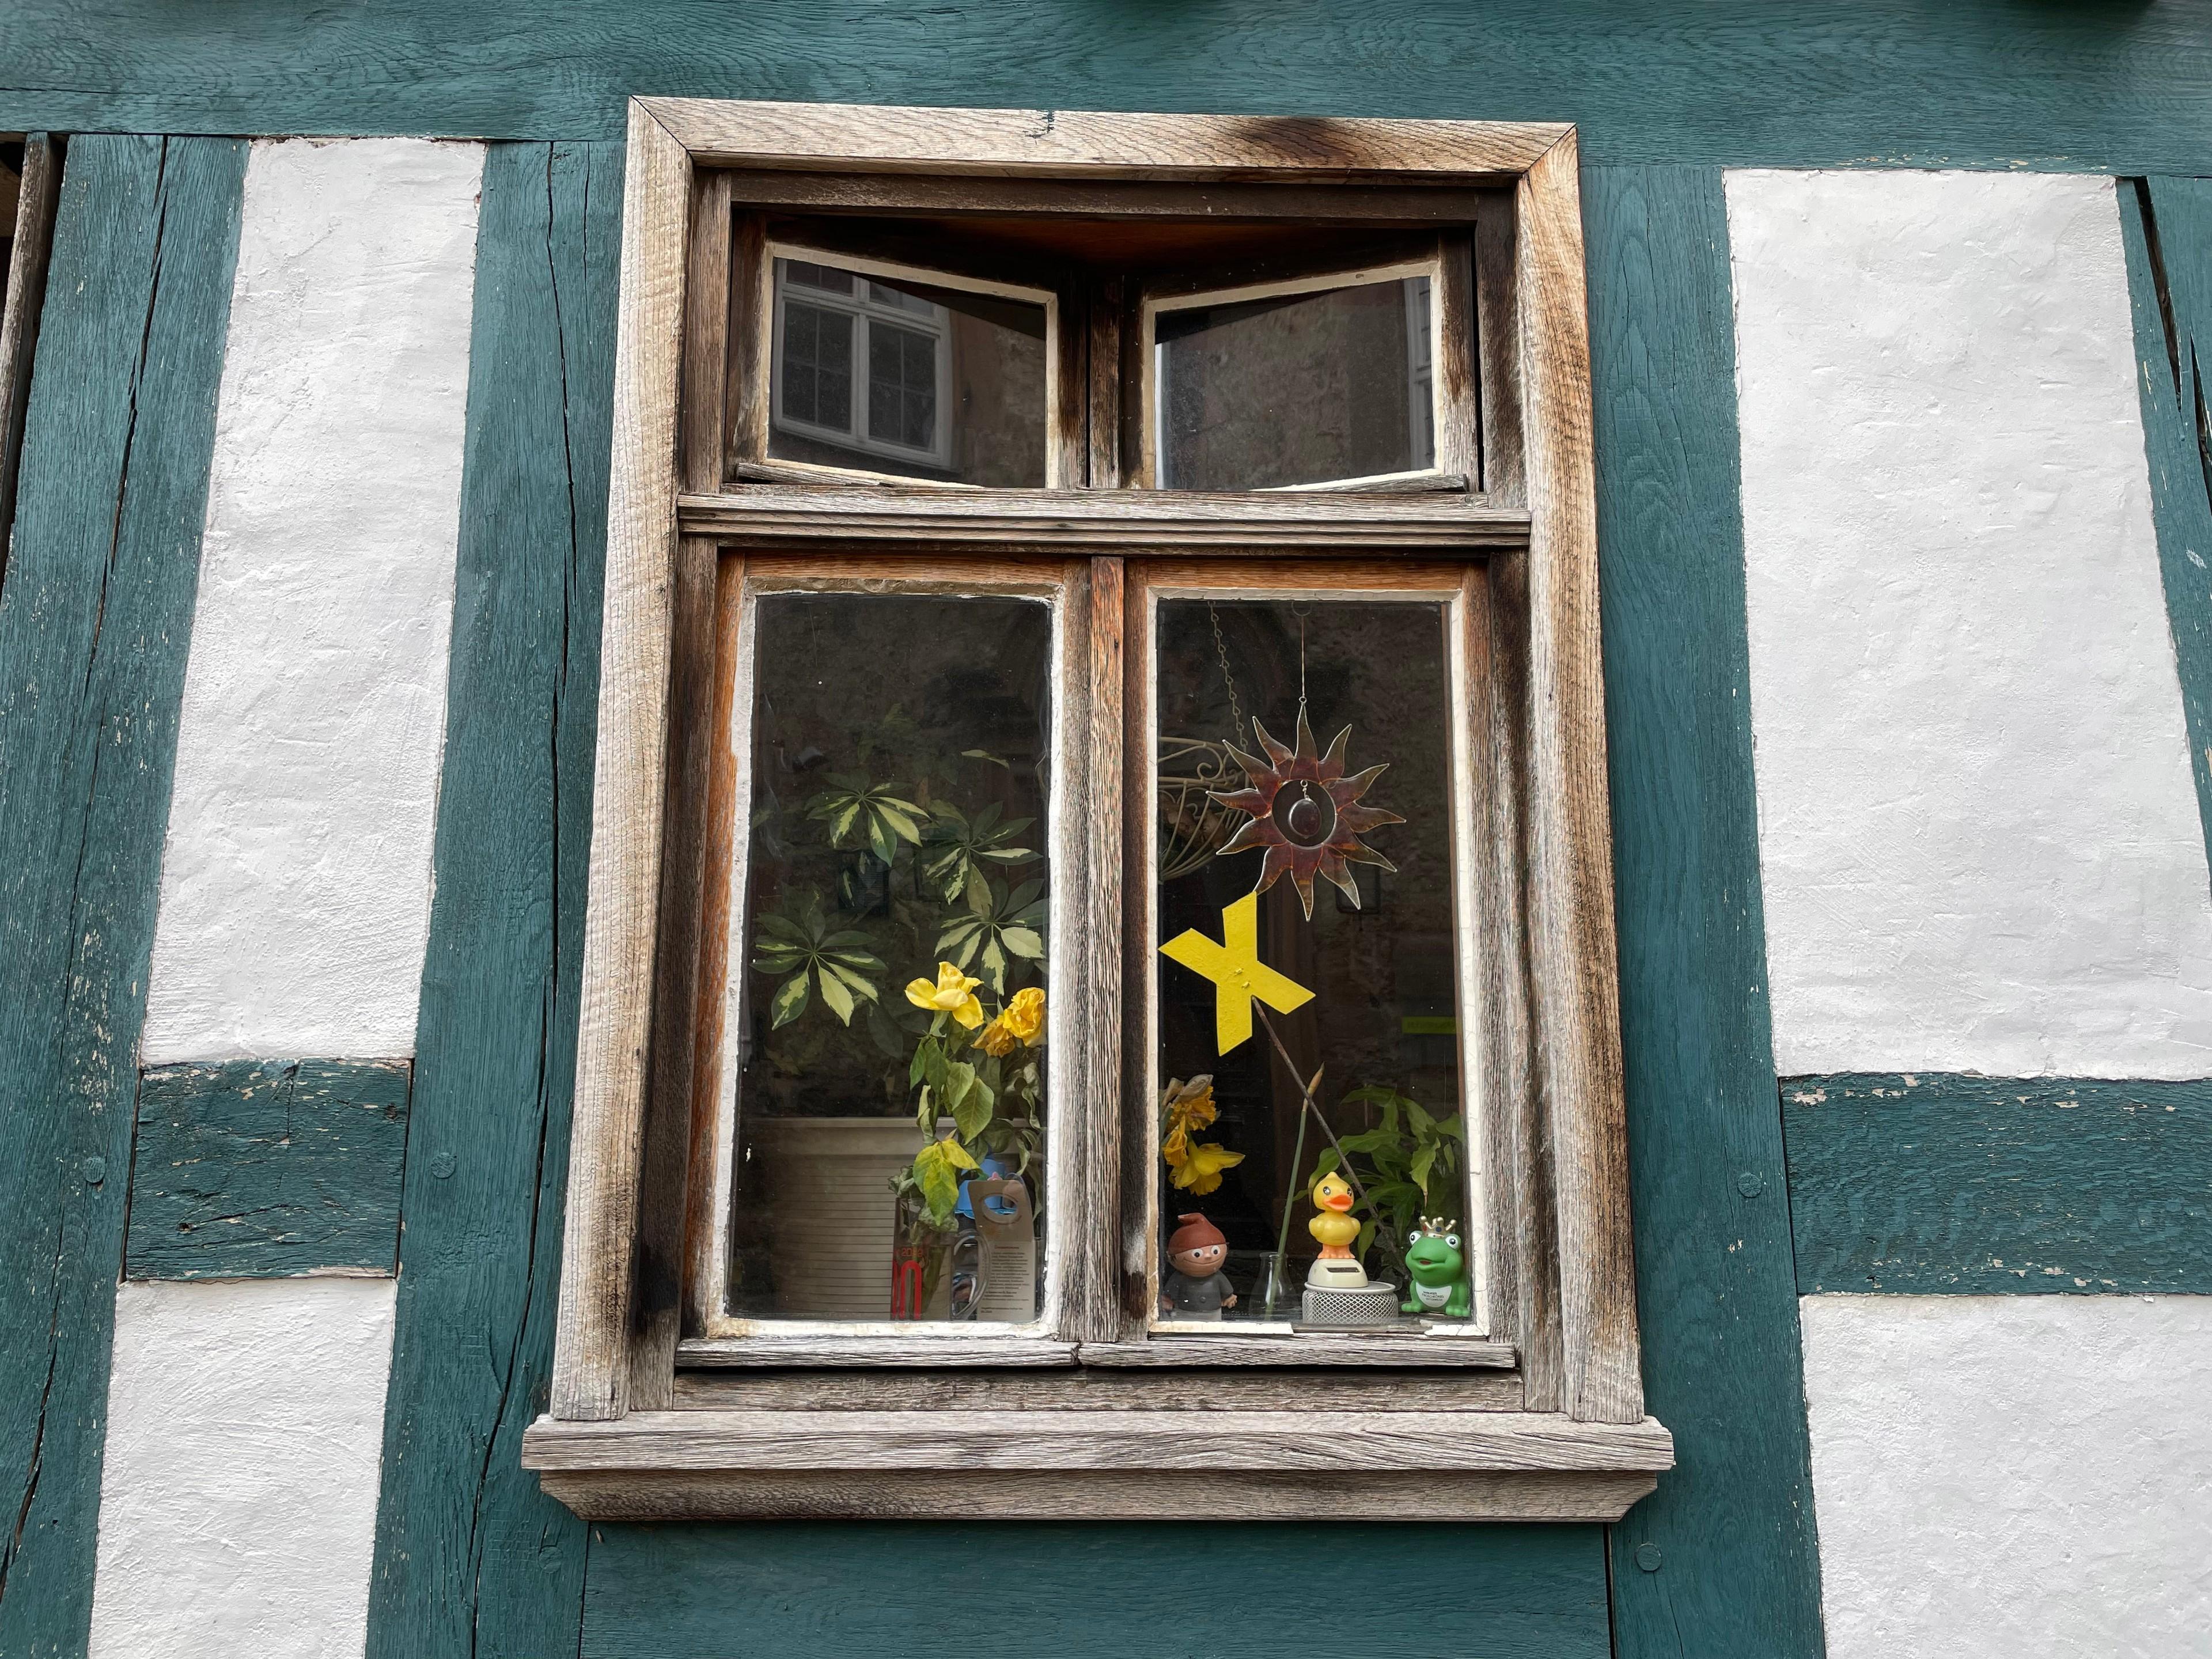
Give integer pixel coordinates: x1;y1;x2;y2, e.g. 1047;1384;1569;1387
126;1059;412;1279
581;1522;1611;1658
364;140;616;1659
1783;1073;2212;1294
0;135;247;1654
2121;179;2212;887
2;2;2211;171
1585;166;1826;1657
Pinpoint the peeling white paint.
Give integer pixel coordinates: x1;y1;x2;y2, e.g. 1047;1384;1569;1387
142;138;483;1065
89;1278;397;1659
1801;1294;2212;1659
1729;171;2212;1078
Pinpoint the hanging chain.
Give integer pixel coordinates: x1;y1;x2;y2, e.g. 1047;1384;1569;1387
1208;601;1245;747
1294;609;1314;802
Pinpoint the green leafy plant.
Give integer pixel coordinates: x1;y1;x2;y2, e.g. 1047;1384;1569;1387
935;874;1046;993
1310;1085;1464;1264
806;774;925;868
749;894;887;1029
918;800;1035;904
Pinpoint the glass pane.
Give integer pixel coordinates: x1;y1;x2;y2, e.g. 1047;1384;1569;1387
1153;598;1468;1330
779;301;852;433
1155;275;1435;490
769;256;1048;486
869;320;938;453
730;592;1054;1324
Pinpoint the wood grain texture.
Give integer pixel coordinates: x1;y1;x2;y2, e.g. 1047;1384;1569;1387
668;1365;1524;1412
548;1467;1654;1522
0;132;60;579
1782;1073;2212;1293
649;99;1563;181
677;484;1527;552
362;139;618;1659
2119;179;2212;881
1583;165;1824;1659
1065;556;1124;1342
0;134;245;1658
723;212;767;471
625;528;718;1408
716;167;1489;222
8;3;2212;172
1475;189;1526;502
679;1336;1077;1369
1514;132;1641;1425
126;1059;411;1279
679;168;730;493
580;1520;1609;1656
526;1406;1673;1472
1079;1335;1516;1368
1468;554;1560;1401
680;552;744;1332
553;101;688;1422
1434;229;1480;477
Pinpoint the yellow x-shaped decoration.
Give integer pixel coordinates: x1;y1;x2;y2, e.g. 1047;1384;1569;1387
1159;892;1315;1054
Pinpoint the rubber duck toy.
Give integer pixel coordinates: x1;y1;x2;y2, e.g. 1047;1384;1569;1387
1305;1169;1369;1289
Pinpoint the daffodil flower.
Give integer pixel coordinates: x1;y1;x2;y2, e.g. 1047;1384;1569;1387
906;961;985;1029
1169;1142;1245;1196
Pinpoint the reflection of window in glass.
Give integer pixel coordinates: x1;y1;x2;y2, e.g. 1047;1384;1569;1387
726;591;1055;1328
1152;597;1471;1332
767;252;1050;487
1153;273;1437;490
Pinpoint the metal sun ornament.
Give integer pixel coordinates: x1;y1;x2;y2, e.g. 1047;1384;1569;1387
1210;711;1404;919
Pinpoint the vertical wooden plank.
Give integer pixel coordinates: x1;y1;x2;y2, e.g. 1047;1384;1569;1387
363;138;618;1659
1464;556;1559;1398
1433;228;1480;478
1086;274;1123;488
2119;178;2212;875
1050;281;1087;488
0;133;245;1656
1585;164;1826;1657
1514;131;1643;1426
1475;188;1525;503
681;168;732;493
0;132;61;578
1117;560;1157;1335
554;100;690;1422
682;550;746;1330
1062;555;1124;1341
627;528;718;1406
724;211;768;472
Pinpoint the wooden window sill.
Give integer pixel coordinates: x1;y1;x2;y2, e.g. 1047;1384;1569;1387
674;484;1529;554
521;1407;1673;1521
671;1331;1518;1369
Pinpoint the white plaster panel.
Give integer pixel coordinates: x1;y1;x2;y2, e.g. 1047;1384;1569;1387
1728;169;2212;1078
1801;1294;2212;1659
89;1278;397;1659
142;138;483;1065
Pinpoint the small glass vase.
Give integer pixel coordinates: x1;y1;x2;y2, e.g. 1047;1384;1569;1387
1251;1250;1300;1320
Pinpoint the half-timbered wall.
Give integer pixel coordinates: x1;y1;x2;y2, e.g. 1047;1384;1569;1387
2;7;2209;1657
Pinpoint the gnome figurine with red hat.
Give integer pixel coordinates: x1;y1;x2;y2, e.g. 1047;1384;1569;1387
1160;1213;1238;1320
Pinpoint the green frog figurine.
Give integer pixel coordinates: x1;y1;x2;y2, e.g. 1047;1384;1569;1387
1400;1217;1471;1319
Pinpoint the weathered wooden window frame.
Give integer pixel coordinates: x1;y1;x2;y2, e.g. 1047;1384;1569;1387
527;97;1671;1522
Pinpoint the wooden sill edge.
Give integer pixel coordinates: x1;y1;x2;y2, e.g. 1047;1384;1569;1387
522;1409;1673;1522
673;1334;1519;1368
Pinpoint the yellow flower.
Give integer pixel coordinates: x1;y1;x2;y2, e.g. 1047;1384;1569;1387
1001;986;1046;1043
973;986;1045;1057
906;961;985;1029
1160;1077;1224;1171
1169;1142;1245;1195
